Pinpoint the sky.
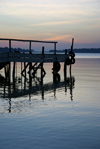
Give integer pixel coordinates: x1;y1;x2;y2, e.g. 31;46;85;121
0;0;100;50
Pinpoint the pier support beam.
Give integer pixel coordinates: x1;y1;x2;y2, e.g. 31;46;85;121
32;62;46;83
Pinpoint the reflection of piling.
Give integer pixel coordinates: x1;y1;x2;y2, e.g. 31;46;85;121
8;98;11;113
0;68;75;102
41;83;44;100
64;49;67;81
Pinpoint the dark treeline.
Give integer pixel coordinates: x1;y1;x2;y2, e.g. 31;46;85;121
49;48;100;53
0;47;34;53
0;47;100;53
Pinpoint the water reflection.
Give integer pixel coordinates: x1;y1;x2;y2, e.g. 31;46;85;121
0;69;75;114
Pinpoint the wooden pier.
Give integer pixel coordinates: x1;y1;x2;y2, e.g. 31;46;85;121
0;38;75;82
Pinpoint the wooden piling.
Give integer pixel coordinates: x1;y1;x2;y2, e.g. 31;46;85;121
64;49;67;80
42;46;44;55
54;43;56;54
71;38;74;52
41;62;43;83
13;62;16;81
29;62;32;86
16;62;17;78
24;62;26;78
9;40;11;52
29;41;31;54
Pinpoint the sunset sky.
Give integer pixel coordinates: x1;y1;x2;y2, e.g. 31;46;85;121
0;0;100;50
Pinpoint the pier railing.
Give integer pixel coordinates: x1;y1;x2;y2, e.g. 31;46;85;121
0;38;75;63
0;38;57;54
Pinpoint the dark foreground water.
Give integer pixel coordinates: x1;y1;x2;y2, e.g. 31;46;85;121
0;56;100;149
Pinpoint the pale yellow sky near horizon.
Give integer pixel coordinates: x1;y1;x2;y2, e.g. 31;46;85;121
0;0;100;49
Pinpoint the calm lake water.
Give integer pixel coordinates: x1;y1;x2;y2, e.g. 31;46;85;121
0;54;100;149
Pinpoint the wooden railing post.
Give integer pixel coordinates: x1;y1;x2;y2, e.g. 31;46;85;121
29;41;31;54
65;49;67;55
42;46;44;55
9;40;11;52
54;43;56;54
71;38;74;52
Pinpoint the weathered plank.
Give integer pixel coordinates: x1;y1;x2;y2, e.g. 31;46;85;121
0;52;68;63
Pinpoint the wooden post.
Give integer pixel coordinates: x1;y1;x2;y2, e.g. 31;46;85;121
21;62;22;90
24;62;26;78
9;40;11;52
41;62;43;83
24;75;26;90
16;62;17;78
54;43;56;54
6;63;9;80
13;62;16;81
29;41;31;54
42;47;44;63
64;50;67;81
42;46;44;55
71;38;74;52
29;62;32;86
65;49;67;55
8;62;11;82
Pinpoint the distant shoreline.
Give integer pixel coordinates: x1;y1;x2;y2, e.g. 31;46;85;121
0;47;100;53
49;49;100;53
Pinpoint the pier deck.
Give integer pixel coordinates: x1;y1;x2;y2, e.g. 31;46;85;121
0;52;69;63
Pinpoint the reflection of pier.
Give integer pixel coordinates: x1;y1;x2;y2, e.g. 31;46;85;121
0;63;75;113
0;75;75;100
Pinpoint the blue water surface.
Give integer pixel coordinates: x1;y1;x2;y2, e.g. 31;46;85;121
0;55;100;149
